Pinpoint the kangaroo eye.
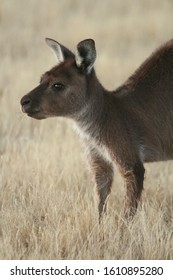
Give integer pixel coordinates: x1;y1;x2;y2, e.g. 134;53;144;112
52;83;64;90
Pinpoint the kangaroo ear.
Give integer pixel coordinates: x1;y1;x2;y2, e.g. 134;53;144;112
75;39;96;74
45;38;74;64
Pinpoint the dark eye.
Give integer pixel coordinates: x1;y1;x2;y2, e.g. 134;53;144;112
52;83;64;91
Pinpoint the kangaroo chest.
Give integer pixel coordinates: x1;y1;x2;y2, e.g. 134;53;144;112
74;122;113;163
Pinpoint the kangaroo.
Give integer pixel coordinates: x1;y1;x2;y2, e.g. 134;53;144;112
21;38;173;221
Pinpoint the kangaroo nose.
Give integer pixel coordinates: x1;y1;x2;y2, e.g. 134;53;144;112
21;96;31;113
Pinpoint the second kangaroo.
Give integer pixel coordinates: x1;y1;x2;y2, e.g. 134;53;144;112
21;38;173;221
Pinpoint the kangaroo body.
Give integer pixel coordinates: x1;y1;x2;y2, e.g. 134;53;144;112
21;38;173;220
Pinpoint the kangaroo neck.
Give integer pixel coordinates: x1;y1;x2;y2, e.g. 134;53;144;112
74;72;106;140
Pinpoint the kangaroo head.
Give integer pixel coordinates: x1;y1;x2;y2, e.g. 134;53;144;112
21;38;96;119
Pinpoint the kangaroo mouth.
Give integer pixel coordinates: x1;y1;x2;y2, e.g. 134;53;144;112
27;111;47;120
21;105;46;120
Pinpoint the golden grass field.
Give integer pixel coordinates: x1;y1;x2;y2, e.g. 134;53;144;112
0;0;173;259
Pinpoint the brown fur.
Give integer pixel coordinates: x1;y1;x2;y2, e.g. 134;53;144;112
21;38;173;221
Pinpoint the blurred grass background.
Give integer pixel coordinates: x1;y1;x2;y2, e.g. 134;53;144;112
0;0;173;259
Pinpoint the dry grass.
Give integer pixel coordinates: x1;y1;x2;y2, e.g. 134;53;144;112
0;0;173;259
